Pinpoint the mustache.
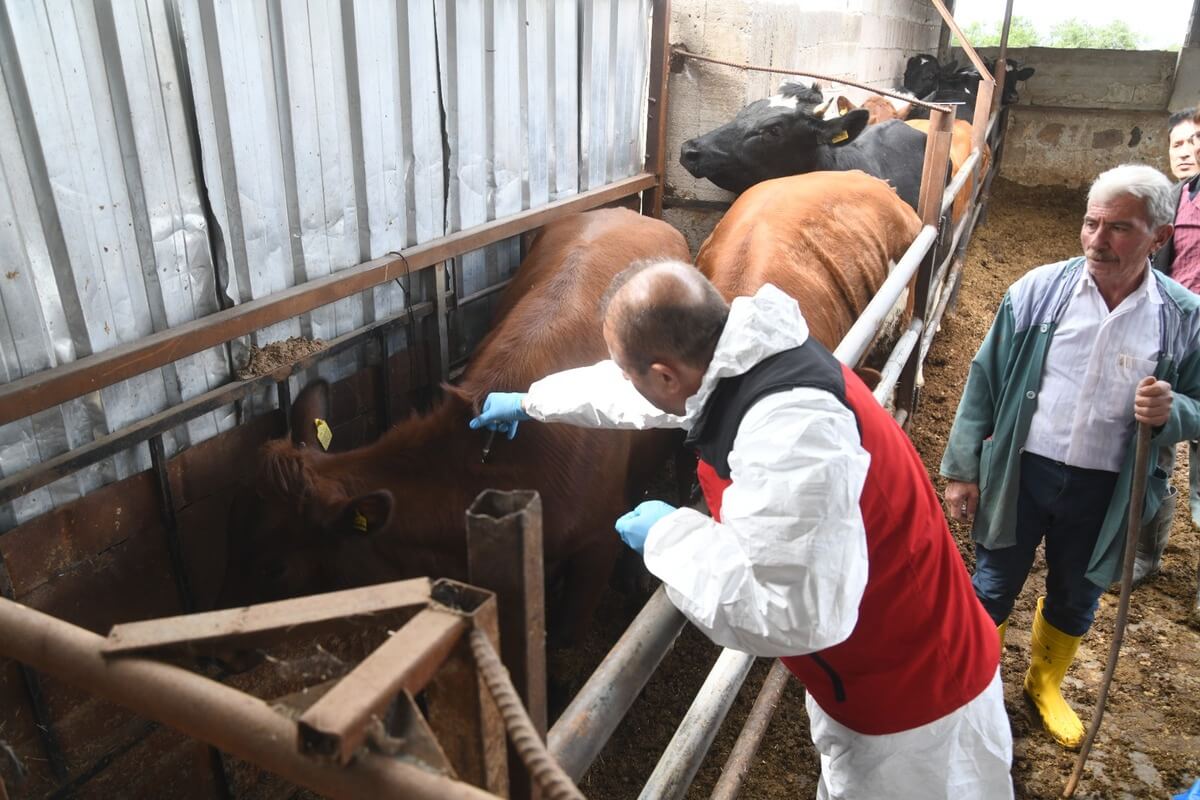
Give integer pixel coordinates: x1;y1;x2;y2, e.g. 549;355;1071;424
1085;250;1119;262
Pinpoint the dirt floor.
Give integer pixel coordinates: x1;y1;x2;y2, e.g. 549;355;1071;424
574;179;1200;799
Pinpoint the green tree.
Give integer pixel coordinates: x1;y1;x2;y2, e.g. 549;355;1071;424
952;16;1042;48
1048;18;1143;49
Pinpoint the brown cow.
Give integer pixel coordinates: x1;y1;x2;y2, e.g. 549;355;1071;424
835;93;914;124
904;118;992;226
695;170;921;353
219;208;690;642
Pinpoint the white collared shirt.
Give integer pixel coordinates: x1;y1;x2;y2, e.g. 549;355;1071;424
1023;265;1161;472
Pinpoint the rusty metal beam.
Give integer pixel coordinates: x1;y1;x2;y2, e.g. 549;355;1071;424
916;108;955;228
710;660;792;800
0;173;655;429
0;304;432;507
466;490;547;800
928;0;992;81
297;607;468;764
0;596;498;800
104;578;432;656
642;0;672;218
425;585;508;795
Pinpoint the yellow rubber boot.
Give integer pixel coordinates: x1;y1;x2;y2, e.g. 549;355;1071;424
1024;596;1085;749
998;618;1009;648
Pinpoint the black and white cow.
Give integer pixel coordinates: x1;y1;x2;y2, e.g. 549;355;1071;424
678;81;928;209
904;55;1035;120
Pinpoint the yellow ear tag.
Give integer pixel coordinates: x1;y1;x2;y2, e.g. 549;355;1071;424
352;510;369;533
831;130;850;144
314;418;333;451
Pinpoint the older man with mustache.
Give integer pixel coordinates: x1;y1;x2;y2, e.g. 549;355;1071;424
941;163;1200;750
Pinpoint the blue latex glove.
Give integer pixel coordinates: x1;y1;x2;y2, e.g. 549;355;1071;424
615;500;676;554
468;392;531;439
1174;778;1200;800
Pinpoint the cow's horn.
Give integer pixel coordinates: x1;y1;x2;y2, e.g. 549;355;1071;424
813;96;833;117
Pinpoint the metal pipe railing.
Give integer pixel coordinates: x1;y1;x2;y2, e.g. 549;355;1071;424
546;586;687;780
636;648;757;800
709;659;792;800
872;320;925;407
832;225;938;367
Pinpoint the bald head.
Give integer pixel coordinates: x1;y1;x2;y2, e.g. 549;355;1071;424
601;259;729;374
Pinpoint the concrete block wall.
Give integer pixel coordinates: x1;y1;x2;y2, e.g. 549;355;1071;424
666;0;942;206
953;46;1178;188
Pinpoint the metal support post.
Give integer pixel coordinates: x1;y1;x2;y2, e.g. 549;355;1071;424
641;0;673;218
466;490;547;800
424;586;508;796
148;435;195;615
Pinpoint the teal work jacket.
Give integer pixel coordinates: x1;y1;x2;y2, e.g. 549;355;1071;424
941;258;1200;587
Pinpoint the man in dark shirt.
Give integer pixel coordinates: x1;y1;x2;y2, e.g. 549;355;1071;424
1144;108;1200;617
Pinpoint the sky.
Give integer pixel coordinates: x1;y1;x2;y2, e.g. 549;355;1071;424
952;0;1194;48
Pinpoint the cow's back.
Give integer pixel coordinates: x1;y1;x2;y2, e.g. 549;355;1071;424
463;209;690;400
453;208;689;566
696;171;921;349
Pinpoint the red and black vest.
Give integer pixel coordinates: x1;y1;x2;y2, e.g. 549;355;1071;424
684;339;999;735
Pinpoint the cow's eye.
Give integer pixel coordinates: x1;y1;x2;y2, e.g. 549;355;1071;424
763;124;782;139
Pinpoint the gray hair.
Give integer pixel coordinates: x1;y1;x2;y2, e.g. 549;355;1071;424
1087;164;1176;229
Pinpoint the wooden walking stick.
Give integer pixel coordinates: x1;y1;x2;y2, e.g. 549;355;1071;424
1063;421;1152;798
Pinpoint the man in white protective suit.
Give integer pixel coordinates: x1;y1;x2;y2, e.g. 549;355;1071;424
469;260;1013;799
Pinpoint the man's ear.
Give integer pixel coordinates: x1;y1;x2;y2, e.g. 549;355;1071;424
1152;224;1174;253
821;109;869;146
338;490;394;535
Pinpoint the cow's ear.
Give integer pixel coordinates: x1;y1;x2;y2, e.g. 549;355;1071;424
339;490;394;536
822;109;868;146
1014;67;1034;81
836;96;854;116
291;380;331;448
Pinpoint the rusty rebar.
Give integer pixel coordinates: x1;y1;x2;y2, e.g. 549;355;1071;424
670;47;955;114
468;628;584;800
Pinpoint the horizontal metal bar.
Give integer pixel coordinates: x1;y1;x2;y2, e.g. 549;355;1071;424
709;659;792;800
832;225;938;367
637;648;756;800
940;149;982;218
920;260;965;372
0;173;656;428
0;596;496;800
298;607;467;764
455;278;514;309
872;320;925;407
0;303;434;506
104;578;433;656
547;586;687;781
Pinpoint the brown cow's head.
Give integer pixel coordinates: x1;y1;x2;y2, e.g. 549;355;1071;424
217;380;394;608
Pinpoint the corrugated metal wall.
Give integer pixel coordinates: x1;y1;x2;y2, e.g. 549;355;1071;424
0;0;653;531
